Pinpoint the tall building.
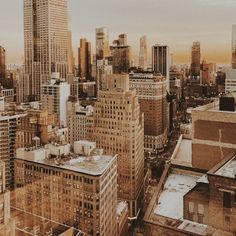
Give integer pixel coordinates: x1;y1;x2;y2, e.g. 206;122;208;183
110;34;132;74
139;36;148;70
129;72;168;151
0;46;6;81
232;24;236;69
90;74;144;216
0;111;25;188
16;74;30;103
96;27;110;60
191;41;201;78
200;60;216;85
78;38;92;80
41;73;70;126
0;161;15;235
24;0;72;101
96;59;113;91
152;44;170;92
14;141;117;236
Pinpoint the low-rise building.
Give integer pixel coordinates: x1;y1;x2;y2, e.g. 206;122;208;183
14;141;117;236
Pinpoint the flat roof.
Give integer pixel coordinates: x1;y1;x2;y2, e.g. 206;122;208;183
171;137;192;167
154;173;199;220
16;149;116;176
214;155;236;179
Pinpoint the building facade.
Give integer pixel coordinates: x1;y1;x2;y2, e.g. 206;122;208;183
152;45;170;92
96;28;110;60
14;141;117;236
110;34;132;74
24;0;72;101
191;41;201;78
0;46;6;82
89;74;144;217
78;38;92;80
129;72;168;151
41;73;70;126
139;36;148;70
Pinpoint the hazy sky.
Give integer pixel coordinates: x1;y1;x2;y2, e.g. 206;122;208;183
1;0;236;65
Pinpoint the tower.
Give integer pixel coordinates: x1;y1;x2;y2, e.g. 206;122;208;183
96;27;110;60
191;41;201;78
24;0;72;101
139;36;148;70
152;44;170;92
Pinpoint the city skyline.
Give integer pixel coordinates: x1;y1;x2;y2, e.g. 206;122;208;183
1;0;236;65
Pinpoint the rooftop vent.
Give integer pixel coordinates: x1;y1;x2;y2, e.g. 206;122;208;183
219;95;235;112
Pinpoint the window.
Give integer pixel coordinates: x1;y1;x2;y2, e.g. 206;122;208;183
223;192;231;209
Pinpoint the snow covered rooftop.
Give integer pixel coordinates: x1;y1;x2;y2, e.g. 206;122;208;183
214;156;236;179
154;174;199;220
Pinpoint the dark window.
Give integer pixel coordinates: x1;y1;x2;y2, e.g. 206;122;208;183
223;192;231;209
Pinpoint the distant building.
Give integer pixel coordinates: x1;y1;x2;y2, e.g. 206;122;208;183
14;141;117;236
16;74;30;103
0;46;6;82
78;38;92;80
96;58;113;91
96;27;110;60
225;68;236;93
191;41;201;78
139;36;148;70
129;72;168;151
90;74;144;217
200;60;216;85
152;44;170;92
110;34;132;74
41;73;70;126
232;24;236;69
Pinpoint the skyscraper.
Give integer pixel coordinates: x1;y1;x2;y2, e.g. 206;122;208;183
110;34;132;74
152;44;170;92
129;72;168;151
0;46;6;81
232;25;236;69
139;36;148;70
90;74;144;216
78;38;92;80
96;27;110;60
191;41;201;78
24;0;72;101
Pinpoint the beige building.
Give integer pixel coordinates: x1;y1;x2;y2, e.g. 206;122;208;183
14;141;117;236
16;109;57;148
67;97;93;145
192;100;236;170
129;72;168;152
96;28;110;60
89;74;144;217
41;73;70;126
0;161;15;236
24;0;72;101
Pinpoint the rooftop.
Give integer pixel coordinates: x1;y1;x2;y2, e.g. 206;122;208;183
214;155;236;179
154;173;199;220
16;145;116;176
171;136;192;167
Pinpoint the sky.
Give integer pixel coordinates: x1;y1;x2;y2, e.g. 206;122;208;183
1;0;236;65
